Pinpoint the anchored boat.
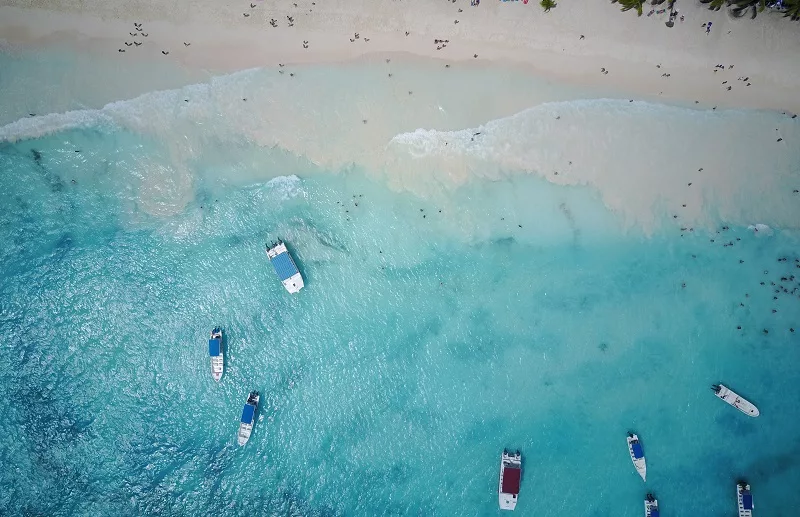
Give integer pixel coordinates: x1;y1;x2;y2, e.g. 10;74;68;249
208;327;223;382
498;450;522;511
237;391;260;446
627;433;647;481
712;384;760;417
645;493;660;517
266;240;304;294
737;481;754;517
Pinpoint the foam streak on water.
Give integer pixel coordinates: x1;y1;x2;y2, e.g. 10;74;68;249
1;57;800;517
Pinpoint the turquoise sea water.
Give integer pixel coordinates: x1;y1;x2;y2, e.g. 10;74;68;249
1;53;800;516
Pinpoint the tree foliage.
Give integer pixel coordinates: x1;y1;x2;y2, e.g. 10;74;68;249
614;0;645;16
540;0;557;12
784;0;800;20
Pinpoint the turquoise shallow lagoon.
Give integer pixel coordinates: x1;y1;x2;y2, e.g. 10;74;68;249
1;53;800;516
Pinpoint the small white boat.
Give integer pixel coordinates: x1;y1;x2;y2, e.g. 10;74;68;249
627;432;647;481
266;240;304;294
712;384;760;417
498;450;522;511
645;493;660;517
237;391;260;446
737;481;754;517
208;327;223;382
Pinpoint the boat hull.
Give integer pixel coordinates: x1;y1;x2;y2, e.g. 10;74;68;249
498;451;521;511
237;393;260;446
237;423;253;446
627;434;647;482
211;358;223;382
737;483;753;517
714;384;759;417
266;242;304;294
209;330;224;382
644;497;659;517
282;273;304;294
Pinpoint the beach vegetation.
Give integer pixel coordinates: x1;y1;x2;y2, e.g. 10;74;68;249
613;0;645;16
540;0;557;11
729;0;766;17
700;0;729;11
782;0;800;19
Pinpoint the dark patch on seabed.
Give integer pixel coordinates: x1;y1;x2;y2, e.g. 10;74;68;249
492;236;516;247
746;443;800;482
51;232;75;261
714;411;757;439
304;223;349;254
272;487;341;517
18;383;95;448
30;148;64;192
224;234;245;248
11;384;95;510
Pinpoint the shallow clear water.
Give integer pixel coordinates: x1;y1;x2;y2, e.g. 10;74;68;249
1;55;800;517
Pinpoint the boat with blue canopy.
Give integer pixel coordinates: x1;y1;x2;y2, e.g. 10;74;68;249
208;327;223;382
645;493;660;517
266;240;304;294
737;481;753;517
237;391;260;446
627;432;647;481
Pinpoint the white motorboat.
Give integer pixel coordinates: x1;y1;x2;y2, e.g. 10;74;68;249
645;493;660;517
237;391;260;446
266;240;304;294
737;481;753;517
712;384;760;417
627;433;647;481
209;327;223;382
498;450;522;511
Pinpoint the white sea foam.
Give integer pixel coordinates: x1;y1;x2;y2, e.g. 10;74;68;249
748;223;773;236
265;175;304;200
384;100;800;232
1;65;798;232
0;108;113;142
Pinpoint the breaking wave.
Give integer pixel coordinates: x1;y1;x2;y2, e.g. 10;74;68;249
2;65;798;232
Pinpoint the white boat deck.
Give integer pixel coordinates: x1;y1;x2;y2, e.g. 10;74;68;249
237;392;259;446
627;434;647;482
209;330;224;382
498;451;521;511
266;242;304;294
737;483;754;517
644;495;659;517
713;384;759;417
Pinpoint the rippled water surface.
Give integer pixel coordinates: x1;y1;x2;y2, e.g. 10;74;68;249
1;55;800;517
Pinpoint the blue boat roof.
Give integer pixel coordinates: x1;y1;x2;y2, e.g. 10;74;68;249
241;403;255;424
271;251;299;281
742;494;753;510
632;442;644;459
208;338;221;357
651;510;660;517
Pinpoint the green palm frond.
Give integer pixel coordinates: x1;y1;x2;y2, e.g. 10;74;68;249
617;0;644;16
729;0;759;17
540;0;557;12
708;0;728;11
783;0;800;20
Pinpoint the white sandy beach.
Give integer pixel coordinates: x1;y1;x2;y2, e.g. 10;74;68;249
2;0;800;113
1;0;799;233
